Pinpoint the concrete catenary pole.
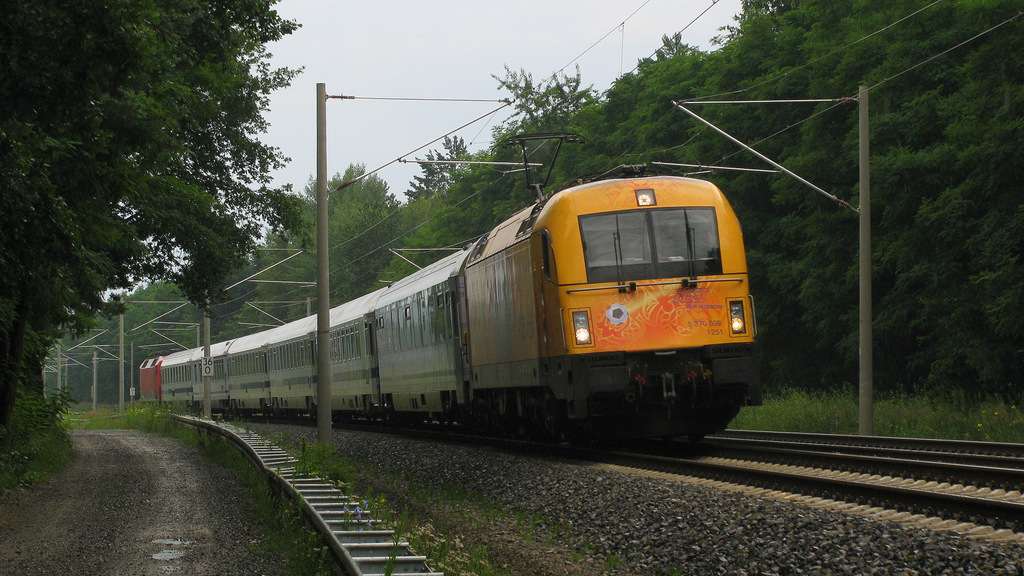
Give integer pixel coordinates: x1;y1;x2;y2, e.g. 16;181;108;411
203;306;212;420
858;86;873;436
91;349;98;411
119;311;125;412
316;82;332;443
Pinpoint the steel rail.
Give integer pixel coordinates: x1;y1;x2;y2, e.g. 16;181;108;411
590;449;1024;524
714;429;1024;458
701;436;1024;490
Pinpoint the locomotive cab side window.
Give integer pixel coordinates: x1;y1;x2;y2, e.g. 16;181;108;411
540;230;557;282
579;207;722;283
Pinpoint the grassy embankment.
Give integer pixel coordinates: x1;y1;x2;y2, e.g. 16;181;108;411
731;388;1024;443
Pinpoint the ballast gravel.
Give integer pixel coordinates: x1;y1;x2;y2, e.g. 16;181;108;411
253;423;1024;576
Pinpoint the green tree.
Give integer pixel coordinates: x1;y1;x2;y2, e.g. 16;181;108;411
493;66;598;138
0;0;305;450
406;136;470;202
326;165;402;303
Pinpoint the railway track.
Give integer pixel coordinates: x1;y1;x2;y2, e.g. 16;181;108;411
704;430;1024;488
588;430;1024;539
232;415;1024;542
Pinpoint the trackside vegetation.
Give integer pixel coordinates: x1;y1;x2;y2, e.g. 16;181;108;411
0;389;71;490
731;388;1024;443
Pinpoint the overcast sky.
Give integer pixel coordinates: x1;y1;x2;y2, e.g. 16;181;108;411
261;0;744;199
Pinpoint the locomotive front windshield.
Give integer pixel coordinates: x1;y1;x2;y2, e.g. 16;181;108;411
579;207;722;283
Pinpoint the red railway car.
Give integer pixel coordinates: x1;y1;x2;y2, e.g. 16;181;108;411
138;356;163;402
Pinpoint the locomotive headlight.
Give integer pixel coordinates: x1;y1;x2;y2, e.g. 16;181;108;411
635;188;657;207
572;310;593;345
729;300;747;335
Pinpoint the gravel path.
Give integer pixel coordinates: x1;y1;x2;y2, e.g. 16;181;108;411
0;429;288;576
254;423;1024;576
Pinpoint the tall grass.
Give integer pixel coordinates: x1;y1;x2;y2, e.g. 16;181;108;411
730;387;1024;443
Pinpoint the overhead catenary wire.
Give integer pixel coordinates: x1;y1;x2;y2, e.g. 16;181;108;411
865;9;1023;94
399;159;541;167
678;98;854;105
623;0;725;77
652;161;778;174
696;9;1024;171
617;0;953;168
331;99;513;192
547;0;654;84
329;95;511;104
672;101;857;212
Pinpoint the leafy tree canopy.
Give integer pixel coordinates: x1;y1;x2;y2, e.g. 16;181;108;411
1;0;305;449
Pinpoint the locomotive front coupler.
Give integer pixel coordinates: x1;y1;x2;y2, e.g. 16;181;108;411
661;372;677;400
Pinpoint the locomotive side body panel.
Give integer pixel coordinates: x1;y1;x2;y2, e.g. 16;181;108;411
464;225;541;391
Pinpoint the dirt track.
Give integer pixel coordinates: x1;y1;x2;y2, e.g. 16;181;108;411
0;429;287;576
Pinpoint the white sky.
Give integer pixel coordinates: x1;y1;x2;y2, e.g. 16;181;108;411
262;0;744;199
